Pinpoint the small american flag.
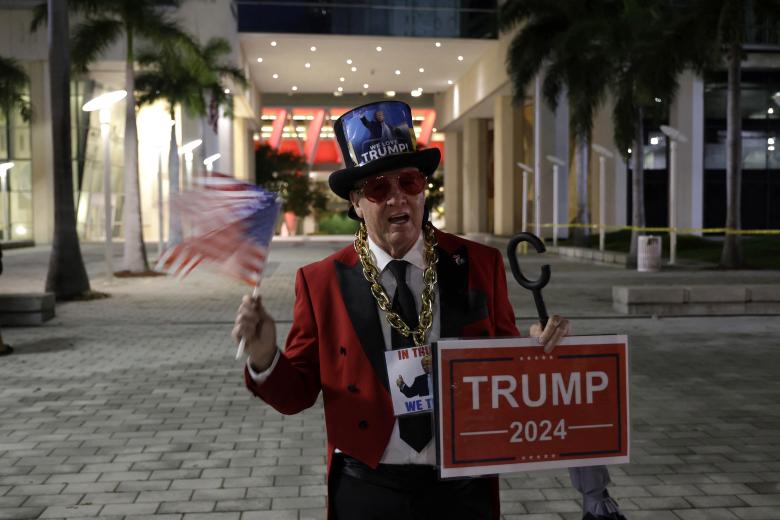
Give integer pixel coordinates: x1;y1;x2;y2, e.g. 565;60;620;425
156;174;281;286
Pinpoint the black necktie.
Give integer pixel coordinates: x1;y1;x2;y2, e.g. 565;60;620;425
387;260;432;452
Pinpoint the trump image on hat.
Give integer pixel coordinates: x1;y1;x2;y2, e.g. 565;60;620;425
328;100;440;201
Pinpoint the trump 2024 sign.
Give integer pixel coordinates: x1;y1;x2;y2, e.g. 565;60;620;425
433;335;629;478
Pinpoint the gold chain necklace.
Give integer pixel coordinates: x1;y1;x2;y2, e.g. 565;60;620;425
354;222;438;347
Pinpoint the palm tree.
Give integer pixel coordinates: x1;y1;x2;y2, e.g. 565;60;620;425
33;0;191;273
0;56;32;128
43;0;91;299
673;0;780;267
135;38;206;248
499;0;613;245
195;37;248;158
607;0;689;264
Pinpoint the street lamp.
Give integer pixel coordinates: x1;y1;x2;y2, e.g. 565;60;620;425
180;139;202;189
0;162;14;241
592;144;614;252
516;162;534;235
660;125;688;265
546;155;566;247
203;153;221;173
82;89;127;278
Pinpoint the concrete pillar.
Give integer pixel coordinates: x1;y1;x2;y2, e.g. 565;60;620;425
670;69;704;234
493;96;516;236
28;60;54;245
443;130;463;233
462;118;489;233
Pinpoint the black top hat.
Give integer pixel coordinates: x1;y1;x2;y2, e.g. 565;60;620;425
328;101;440;202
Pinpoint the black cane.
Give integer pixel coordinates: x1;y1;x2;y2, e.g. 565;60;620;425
506;233;551;329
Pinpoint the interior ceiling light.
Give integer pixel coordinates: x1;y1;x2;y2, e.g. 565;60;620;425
418;67;424;73
270;41;277;47
395;69;401;75
447;79;453;85
337;86;343;92
363;83;369;89
457;55;464;61
435;42;441;47
224;88;230;94
411;89;422;97
310;46;317;52
334;91;343;97
272;73;279;79
305;62;311;68
346;58;353;64
376;46;383;52
351;66;357;72
256;57;263;63
339;77;345;82
385;90;396;97
432;128;437;132
291;85;298;91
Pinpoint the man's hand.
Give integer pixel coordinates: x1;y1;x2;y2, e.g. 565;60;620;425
232;295;277;371
396;375;405;389
529;314;570;354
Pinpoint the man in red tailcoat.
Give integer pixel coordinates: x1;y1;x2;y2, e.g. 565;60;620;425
234;101;625;520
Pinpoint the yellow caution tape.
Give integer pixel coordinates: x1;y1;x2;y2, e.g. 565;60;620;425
532;223;780;235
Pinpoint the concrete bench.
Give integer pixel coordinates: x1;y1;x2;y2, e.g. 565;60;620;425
613;285;780;315
0;293;56;326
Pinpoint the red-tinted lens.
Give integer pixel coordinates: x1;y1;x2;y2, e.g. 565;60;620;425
362;176;392;203
397;171;425;196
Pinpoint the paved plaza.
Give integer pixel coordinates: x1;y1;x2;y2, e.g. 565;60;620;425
1;238;780;520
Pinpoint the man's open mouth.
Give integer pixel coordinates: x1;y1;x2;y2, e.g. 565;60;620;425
388;214;410;225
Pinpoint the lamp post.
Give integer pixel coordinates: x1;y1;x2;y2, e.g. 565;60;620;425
660;125;688;265
0;162;13;241
180;139;202;189
516;162;534;234
592;144;614;252
546;155;566;247
82;89;127;278
203;153;221;174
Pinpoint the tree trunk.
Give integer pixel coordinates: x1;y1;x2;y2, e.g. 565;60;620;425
573;134;590;246
167;107;182;247
121;28;149;272
45;0;91;299
628;107;646;267
720;42;744;268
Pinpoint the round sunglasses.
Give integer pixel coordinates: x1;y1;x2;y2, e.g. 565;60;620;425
357;171;426;203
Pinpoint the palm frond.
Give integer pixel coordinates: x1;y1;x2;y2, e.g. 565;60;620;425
71;17;124;72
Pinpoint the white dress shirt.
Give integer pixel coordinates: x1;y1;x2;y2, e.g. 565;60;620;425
248;232;440;465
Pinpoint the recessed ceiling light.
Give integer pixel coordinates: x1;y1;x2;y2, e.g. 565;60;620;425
272;73;279;79
395;69;401;75
291;85;298;91
435;42;441;47
363;83;369;89
270;41;277;47
376;46;383;52
304;62;311;68
334;91;343;97
351;66;357;72
447;79;453;85
224;88;230;94
385;90;396;97
418;67;424;73
256;57;263;63
310;46;317;52
346;59;352;64
411;89;422;97
457;55;464;61
339;77;345;82
337;86;343;92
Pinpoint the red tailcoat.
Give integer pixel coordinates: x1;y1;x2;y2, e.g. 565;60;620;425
245;228;520;518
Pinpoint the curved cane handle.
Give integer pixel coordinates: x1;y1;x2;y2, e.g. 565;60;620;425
507;233;551;290
507;232;551;328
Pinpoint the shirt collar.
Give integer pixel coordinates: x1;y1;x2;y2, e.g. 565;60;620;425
367;232;426;272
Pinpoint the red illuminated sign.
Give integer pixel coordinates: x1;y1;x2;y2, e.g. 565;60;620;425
434;335;629;478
